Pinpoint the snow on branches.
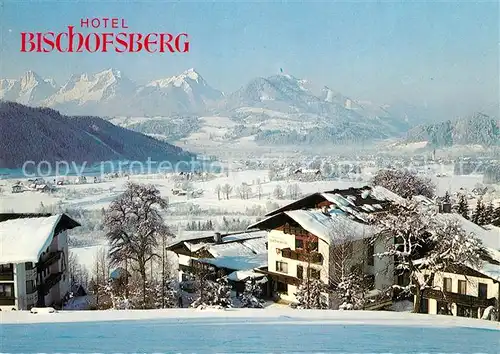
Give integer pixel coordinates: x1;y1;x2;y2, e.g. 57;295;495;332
103;182;172;306
371;169;435;199
295;278;328;309
337;274;366;310
371;199;486;313
239;279;264;308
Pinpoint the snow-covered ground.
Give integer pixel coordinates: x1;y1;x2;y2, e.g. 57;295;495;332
1;309;498;353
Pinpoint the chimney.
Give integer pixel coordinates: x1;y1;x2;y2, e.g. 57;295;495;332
214;232;222;244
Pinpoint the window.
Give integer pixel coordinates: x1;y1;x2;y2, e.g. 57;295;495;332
276;261;288;274
295;235;318;252
367;244;375;266
478;283;488;300
420;298;429;314
276;281;287;294
443;277;452;292
308;268;320;280
0;264;13;272
458;280;467;295
25;262;34;270
297;265;303;279
0;284;13;297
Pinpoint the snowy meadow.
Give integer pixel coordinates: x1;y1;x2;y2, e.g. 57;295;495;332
1;309;498;353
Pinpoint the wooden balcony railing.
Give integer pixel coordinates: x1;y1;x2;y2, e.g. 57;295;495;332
281;248;323;264
0;271;14;281
38;251;62;270
421;288;497;308
39;272;63;296
0;297;15;306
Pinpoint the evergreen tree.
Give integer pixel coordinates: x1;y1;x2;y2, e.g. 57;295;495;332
492;204;500;226
456;194;470;220
336;274;365;310
295;278;328;309
239;279;264;308
472;198;486;225
484;201;495;225
212;276;233;308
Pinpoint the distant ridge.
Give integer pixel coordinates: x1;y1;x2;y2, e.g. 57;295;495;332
0;101;194;169
403;112;499;148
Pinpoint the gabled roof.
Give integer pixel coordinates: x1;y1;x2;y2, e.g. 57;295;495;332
248;209;375;245
264;185;399;219
0;213;80;264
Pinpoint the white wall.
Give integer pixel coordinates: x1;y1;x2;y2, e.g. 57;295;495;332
267;229;395;306
14;263;27;310
267;230;330;304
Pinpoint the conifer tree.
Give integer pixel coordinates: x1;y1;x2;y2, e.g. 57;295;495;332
456;194;470;220
239;279;264;308
471;198;485;225
484;201;495;225
492;204;500;226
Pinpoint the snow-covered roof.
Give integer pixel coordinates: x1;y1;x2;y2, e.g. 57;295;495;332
0;214;79;264
208;242;257;258
198;253;268;271
227;270;266;282
480;248;500;282
435;213;499;250
283;209;375;245
370;186;405;203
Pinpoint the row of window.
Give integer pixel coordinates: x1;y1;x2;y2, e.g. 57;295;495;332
275;261;321;280
443;277;488;299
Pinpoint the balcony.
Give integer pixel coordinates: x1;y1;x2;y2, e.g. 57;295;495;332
421;288;497;308
27;291;38;305
0;271;14;281
25;268;37;282
39;272;63;296
281;248;323;264
38;251;62;270
0;297;15;306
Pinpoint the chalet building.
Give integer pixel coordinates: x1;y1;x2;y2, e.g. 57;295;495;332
166;230;268;294
247;186;400;308
0;213;80;311
417;213;500;319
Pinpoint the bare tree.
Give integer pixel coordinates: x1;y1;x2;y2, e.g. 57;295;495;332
327;224;367;310
238;183;252;199
68;252;90;290
221;184;233;200
215;184;222;201
256;180;263;200
273;185;285;199
371;169;435;199
103;182;171;307
286;184;301;199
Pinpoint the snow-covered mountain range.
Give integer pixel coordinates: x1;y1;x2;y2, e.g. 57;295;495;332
0;68;223;117
0;68;448;146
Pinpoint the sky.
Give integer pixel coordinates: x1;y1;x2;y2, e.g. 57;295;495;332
0;0;498;118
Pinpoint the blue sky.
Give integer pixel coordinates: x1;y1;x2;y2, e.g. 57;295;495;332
0;0;498;116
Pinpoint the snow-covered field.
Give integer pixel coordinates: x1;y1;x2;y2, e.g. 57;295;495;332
1;309;498;353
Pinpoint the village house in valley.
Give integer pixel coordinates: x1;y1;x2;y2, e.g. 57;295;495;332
0;213;80;311
247;186;401;308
